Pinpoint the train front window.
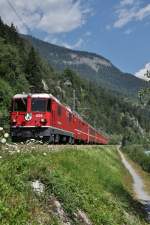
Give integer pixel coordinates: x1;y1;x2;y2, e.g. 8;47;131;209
32;98;51;112
13;98;27;112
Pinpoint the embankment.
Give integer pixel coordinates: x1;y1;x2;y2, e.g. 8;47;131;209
0;145;148;225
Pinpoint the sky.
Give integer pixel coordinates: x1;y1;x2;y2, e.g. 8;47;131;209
0;0;150;80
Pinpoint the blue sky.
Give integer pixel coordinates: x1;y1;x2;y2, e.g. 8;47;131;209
0;0;150;79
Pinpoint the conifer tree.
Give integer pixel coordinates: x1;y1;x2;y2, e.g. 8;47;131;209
0;17;5;38
139;70;150;105
25;47;43;92
9;23;21;44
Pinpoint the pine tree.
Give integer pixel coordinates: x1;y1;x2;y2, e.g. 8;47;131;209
10;23;18;42
139;70;150;106
0;17;6;38
25;47;43;92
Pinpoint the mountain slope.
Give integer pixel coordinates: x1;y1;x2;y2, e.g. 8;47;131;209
0;19;150;143
23;35;148;97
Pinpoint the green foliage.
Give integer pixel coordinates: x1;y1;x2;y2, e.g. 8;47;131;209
0;79;13;109
138;70;150;107
122;144;150;173
0;145;148;224
25;47;44;92
0;18;150;143
109;134;122;145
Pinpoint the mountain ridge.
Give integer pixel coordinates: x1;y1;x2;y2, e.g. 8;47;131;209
0;19;150;143
23;34;148;98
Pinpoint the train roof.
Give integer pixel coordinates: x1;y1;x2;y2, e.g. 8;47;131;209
13;93;51;98
13;93;60;102
13;94;28;98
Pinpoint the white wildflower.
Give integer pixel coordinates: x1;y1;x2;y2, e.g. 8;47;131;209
4;133;9;138
1;138;6;144
0;127;3;132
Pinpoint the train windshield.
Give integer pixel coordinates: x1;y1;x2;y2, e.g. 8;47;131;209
32;98;51;112
13;98;27;112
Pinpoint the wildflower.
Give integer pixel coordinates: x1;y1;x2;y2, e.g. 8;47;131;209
4;133;9;138
1;138;6;144
0;127;3;132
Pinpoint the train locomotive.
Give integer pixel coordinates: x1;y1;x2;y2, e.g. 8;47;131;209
10;93;108;144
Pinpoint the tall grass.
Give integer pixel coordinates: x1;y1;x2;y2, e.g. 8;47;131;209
0;145;148;224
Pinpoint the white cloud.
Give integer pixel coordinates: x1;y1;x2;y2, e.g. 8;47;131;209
0;0;90;34
60;38;84;49
114;0;150;28
120;0;135;6
85;31;91;36
136;4;150;21
124;28;133;34
44;36;59;45
44;35;84;49
135;63;150;81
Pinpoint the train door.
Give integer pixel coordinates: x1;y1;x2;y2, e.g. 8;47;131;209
51;100;57;127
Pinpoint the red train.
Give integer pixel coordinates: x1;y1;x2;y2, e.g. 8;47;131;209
10;93;108;144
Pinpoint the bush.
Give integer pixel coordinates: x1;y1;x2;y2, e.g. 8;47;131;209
122;144;150;173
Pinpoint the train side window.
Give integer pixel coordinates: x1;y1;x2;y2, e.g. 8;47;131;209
57;105;62;116
14;98;27;112
47;99;51;112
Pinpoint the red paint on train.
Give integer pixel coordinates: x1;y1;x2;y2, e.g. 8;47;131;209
10;93;108;144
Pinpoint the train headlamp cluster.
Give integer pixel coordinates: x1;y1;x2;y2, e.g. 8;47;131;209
12;118;16;123
41;118;47;123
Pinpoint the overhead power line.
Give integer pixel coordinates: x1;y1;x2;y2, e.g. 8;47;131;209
6;0;32;34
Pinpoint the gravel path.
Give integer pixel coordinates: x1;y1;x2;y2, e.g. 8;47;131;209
118;148;150;222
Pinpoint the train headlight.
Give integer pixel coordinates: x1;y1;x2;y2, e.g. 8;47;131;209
12;119;16;123
41;118;47;123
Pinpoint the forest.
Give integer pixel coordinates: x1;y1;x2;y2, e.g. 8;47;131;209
0;18;150;144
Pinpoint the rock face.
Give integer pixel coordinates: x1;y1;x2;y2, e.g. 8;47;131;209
31;180;45;194
49;197;71;225
49;197;93;225
64;53;111;73
75;210;92;225
23;34;148;98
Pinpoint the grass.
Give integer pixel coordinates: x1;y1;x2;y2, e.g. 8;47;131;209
0;145;148;225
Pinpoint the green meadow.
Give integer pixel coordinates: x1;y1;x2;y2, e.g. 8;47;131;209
0;145;148;225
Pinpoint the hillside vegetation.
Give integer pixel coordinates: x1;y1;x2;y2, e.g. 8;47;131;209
122;144;150;173
24;35;148;98
0;18;150;143
0;145;148;225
